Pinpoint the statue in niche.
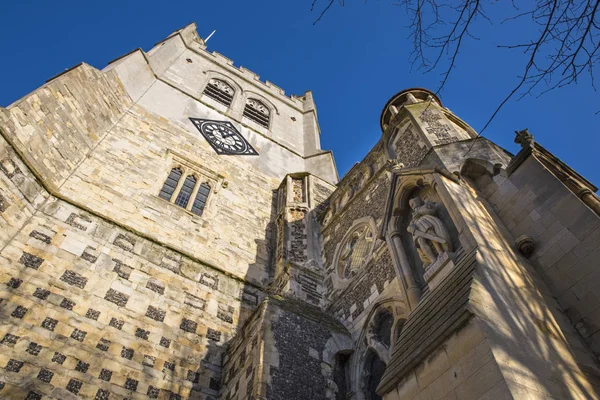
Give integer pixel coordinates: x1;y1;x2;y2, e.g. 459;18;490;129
407;196;452;269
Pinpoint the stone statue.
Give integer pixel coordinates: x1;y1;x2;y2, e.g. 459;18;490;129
407;197;452;268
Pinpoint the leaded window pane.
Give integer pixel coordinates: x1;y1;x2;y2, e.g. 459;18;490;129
159;168;182;201
174;176;197;208
191;183;211;216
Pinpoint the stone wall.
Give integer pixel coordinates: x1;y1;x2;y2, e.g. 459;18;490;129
1;62;283;286
0;64;132;190
320;143;402;342
0;53;279;399
472;155;600;360
386;318;508;400
220;301;266;400
268;307;333;400
219;297;351;400
0;194;262;399
0;135;48;251
326;246;397;330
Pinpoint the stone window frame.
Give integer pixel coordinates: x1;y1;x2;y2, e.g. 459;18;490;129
202;78;236;108
241;91;277;132
200;71;242;112
156;150;225;219
331;217;378;290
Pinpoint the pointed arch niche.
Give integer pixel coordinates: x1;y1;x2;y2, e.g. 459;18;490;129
348;298;407;400
381;167;462;309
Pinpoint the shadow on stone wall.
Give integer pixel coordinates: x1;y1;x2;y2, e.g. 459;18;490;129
461;193;600;399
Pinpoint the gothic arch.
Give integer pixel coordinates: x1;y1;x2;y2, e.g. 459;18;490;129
202;70;243;95
243;90;279;115
349;297;407;400
390;174;438;233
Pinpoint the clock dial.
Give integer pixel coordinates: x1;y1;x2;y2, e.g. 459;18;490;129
190;118;258;155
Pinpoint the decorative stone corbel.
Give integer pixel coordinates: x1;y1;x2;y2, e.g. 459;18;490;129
515;235;535;258
514;128;534;149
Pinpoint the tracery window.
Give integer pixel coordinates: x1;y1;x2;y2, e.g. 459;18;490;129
158;168;212;217
364;350;386;400
243;98;270;128
374;312;394;349
203;78;235;107
191;182;211;215
337;223;374;280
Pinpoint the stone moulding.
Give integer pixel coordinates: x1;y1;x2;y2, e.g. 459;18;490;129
376;247;478;394
379;166;459;241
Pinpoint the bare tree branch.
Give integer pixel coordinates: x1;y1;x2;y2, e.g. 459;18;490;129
310;0;600;136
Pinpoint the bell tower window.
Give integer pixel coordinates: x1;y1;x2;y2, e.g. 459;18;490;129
243;98;270;128
203;79;234;107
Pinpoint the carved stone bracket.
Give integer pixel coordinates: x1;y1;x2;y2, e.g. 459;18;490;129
515;235;535;258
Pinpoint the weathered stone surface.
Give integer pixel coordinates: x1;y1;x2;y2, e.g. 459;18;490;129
0;22;598;400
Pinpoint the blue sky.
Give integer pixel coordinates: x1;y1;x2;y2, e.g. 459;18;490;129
0;0;598;186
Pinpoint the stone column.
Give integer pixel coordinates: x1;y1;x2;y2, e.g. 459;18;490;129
387;226;421;310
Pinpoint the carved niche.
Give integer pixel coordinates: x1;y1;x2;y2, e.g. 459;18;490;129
392;180;460;290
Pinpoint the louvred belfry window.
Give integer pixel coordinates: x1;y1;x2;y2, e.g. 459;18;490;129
243;98;270;128
203;79;234;107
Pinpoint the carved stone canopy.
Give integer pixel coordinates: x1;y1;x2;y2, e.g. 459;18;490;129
379;166;459;240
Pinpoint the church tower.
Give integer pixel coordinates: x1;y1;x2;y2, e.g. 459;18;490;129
0;23;338;400
1;23;599;400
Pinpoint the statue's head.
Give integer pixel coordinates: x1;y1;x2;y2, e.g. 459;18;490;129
409;196;423;210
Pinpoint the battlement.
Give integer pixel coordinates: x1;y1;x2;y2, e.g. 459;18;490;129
201;49;303;105
172;23;308;107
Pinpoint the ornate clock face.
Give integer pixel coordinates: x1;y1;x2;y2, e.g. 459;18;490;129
190;118;258;155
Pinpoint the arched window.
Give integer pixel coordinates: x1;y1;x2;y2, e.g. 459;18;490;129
364;350;386;400
203;78;235;107
374;312;394;349
191;182;211;216
174;175;197;208
159;168;182;201
332;352;351;400
243;98;270;128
